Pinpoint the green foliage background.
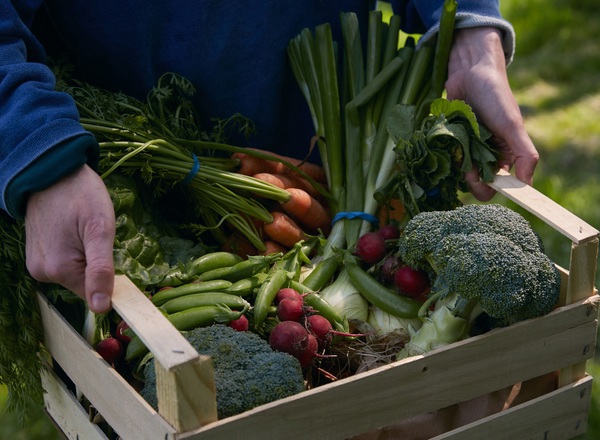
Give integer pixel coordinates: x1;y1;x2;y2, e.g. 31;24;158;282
1;0;599;437
499;1;600;438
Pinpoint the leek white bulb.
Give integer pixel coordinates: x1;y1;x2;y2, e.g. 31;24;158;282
320;269;369;322
367;306;422;336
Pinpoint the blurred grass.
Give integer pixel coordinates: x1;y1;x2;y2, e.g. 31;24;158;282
2;1;599;437
500;1;600;439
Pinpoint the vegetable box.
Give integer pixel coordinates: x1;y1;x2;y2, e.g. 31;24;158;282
38;170;599;440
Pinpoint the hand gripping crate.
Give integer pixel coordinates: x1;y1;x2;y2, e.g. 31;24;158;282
38;170;600;440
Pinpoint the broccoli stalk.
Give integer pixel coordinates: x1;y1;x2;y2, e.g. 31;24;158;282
396;204;562;360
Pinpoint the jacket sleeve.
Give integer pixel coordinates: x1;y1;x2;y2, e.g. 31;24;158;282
0;1;98;218
390;0;516;64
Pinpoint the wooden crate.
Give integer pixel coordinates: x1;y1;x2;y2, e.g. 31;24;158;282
38;170;600;440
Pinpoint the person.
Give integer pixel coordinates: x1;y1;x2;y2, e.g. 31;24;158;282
0;1;538;314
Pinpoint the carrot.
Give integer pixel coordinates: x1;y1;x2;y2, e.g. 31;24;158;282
281;188;331;234
233;149;328;184
252;172;322;200
260;240;289;256
221;233;260;258
263;211;308;249
247;148;328;184
231;152;271;177
378;198;407;225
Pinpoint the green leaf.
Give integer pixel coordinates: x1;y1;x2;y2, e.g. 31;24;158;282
430;98;480;138
386;104;417;144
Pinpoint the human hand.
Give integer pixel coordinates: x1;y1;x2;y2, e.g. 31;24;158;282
445;27;539;200
25;164;116;313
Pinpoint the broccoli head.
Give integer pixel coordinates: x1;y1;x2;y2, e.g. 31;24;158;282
396;204;562;359
140;324;305;419
398;203;545;272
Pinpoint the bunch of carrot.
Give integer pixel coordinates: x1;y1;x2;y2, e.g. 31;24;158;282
229;149;333;255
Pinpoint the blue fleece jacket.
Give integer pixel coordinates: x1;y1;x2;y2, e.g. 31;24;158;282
0;1;513;218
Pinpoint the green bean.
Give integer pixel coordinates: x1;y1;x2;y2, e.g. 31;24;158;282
252;269;290;328
191;251;244;274
197;253;282;282
302;292;349;333
167;305;245;331
157;251;243;287
151;279;233;306
222;272;268;296
346;261;421;318
301;256;340;291
161;292;250;314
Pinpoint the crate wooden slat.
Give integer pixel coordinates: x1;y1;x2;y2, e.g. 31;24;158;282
177;297;599;440
37;294;179;440
431;375;593;440
39;170;600;439
41;367;108;440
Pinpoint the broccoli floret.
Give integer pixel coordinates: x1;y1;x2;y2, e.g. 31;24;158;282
396;204;561;359
139;324;305;419
398;204;545;272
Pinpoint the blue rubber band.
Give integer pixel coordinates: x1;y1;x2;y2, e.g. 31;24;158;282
332;211;379;227
182;154;200;184
425;187;440;197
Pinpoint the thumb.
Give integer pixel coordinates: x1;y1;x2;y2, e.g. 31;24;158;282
83;219;116;314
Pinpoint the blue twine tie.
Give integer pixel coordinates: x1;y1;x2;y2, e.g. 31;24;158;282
182;154;200;185
332;211;379;228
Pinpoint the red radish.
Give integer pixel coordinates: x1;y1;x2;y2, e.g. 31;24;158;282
380;255;401;282
269;321;309;359
394;265;430;298
305;314;333;350
296;333;319;368
114;320;132;345
276;298;304;322
228;315;249;332
96;337;123;365
355;232;386;265
376;223;400;240
274;287;303;305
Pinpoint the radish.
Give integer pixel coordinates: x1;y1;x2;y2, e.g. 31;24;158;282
305;314;333;350
376;223;400;240
394;265;430;299
296;333;319;368
274;287;303;305
269;321;309;359
96;337;123;365
228;314;249;332
380;255;401;282
276;297;304;322
355;232;386;265
114;320;132;345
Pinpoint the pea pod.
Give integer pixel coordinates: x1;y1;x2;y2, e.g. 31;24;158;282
302;292;349;333
157;251;243;287
197;253;282;282
222;272;268;297
161;292;251;314
151;279;233;306
252;268;290;328
125;334;147;361
191;251;244;274
346;261;421;319
301;256;340;292
168;304;245;331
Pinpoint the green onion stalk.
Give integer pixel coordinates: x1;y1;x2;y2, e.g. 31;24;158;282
288;2;457;318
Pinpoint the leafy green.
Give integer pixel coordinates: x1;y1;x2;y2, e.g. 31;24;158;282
378;98;501;217
0;213;47;424
106;174;209;289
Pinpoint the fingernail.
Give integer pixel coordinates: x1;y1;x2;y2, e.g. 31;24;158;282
91;292;111;312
